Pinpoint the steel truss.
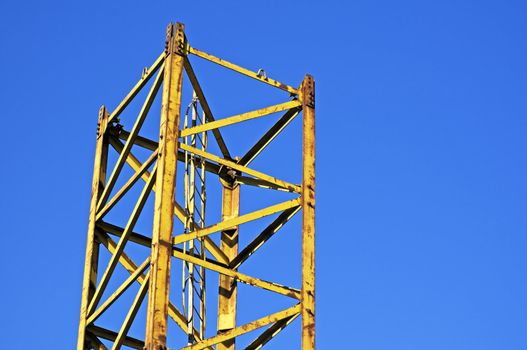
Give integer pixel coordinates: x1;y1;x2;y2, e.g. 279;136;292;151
77;22;315;350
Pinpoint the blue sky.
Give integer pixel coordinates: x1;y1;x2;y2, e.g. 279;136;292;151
1;0;526;349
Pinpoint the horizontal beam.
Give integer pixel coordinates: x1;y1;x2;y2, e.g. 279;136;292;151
180;143;301;193
108;51;165;124
118;130;158;151
180;100;301;137
98;221;229;266
188;46;298;95
112;134;221;176
173;198;301;245
180;304;301;350
174;250;300;299
97;221;151;247
106;139;228;264
235;175;292;192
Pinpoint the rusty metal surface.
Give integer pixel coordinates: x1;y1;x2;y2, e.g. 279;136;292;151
77;21;315;350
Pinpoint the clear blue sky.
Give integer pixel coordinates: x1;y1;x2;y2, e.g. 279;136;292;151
1;0;526;349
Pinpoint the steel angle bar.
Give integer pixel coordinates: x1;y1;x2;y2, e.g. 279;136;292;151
235;175;294;192
145;22;185;349
78;106;109;350
108;51;165;124
173;250;300;299
97;221;227;265
97;64;164;210
87;333;109;350
230;206;301;269
110;135;221;181
87;325;144;350
180;304;301;350
244;313;299;350
101;140;228;264
180;143;301;193
183;56;231;159
88;166;157;316
173;198;301;245
301;75;316;350
180;100;301;138
188;46;298;95
107;136;189;223
118;130;158;151
97;221;151;248
112;272;150;350
95;231;212;348
87;257;150;324
96;149;158;221
238;107;301;167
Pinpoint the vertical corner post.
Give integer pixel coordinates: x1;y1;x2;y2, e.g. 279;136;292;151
77;106;110;350
217;176;240;350
300;75;315;350
145;22;186;350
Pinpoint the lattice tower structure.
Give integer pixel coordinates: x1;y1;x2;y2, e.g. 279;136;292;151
77;22;315;350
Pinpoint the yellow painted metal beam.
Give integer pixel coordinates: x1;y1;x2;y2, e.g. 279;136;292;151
180;100;301;138
87;257;150;325
112;272;150;350
87;167;157;316
234;175;292;192
87;325;144;350
144;22;185;350
230;206;301;269
217;183;240;350
107;137;228;265
97;64;164;211
183;56;231;159
96;149;158;221
97;221;228;267
112;133;221;178
245;313;299;350
188;46;298;95
180;143;301;193
238;106;301;167
180;304;301;350
301;75;316;350
87;333;109;350
95;231;213;349
118;129;158;151
108;51;165;124
174;198;301;245
173;250;300;299
78;106;109;350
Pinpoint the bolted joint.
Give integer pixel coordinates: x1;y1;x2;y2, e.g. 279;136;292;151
165;22;187;56
219;165;239;189
107;120;123;138
301;74;315;109
96;105;109;139
175;22;187;55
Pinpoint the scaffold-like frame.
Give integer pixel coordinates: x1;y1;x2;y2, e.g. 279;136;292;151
77;22;315;350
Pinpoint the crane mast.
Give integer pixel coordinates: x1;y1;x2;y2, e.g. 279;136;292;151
77;22;315;350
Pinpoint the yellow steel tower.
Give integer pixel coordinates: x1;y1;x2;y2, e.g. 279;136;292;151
77;22;315;350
